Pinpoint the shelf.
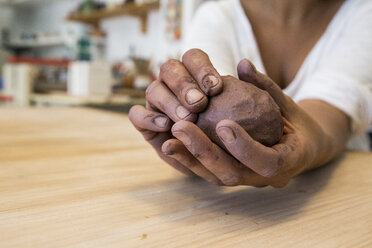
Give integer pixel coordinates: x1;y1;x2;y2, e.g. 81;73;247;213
7;56;71;67
4;39;65;49
67;1;160;33
4;37;105;50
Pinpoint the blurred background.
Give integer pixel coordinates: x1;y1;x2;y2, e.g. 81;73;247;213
0;0;206;112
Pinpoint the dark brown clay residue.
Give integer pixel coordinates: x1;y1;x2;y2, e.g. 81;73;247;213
196;76;284;150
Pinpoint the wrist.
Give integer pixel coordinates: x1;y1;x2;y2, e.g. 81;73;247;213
297;117;334;173
309;131;333;170
298;100;350;171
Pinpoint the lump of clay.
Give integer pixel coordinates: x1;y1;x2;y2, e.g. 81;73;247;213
196;75;284;150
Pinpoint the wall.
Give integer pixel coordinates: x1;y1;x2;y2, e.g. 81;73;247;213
12;0;84;37
11;0;86;59
0;6;14;76
10;0;183;63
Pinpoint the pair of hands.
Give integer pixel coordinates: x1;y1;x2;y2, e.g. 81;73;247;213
129;49;329;187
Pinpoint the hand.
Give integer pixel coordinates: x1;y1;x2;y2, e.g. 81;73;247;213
129;49;224;176
161;59;333;187
144;48;223;123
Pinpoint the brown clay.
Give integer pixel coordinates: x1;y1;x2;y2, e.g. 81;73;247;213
196;75;284;149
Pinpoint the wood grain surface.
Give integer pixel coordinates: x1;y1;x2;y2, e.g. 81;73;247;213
0;107;371;248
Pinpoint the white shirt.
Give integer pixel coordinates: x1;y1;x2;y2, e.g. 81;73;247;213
183;0;372;150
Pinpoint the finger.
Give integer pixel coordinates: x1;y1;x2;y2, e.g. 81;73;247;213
129;105;171;133
237;59;293;117
171;121;271;186
271;118;302;178
146;100;157;111
162;139;222;185
129;105;172;150
216;119;283;178
171;120;243;186
163;137;280;187
182;49;223;96
149;132;194;176
129;106;192;176
160;59;208;112
146;80;197;123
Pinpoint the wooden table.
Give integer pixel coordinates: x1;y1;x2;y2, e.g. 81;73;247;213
1;107;371;248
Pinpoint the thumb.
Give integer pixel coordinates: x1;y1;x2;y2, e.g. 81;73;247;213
237;59;290;116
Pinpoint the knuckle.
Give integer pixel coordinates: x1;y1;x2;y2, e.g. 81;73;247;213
143;112;156;122
270;179;289;188
180;75;196;85
221;175;241;186
192;144;214;160
182;113;198;123
128;105;141;123
261;168;278;178
193;152;203;160
185;161;198;169
207;178;223;186
261;154;283;178
193;151;208;161
174;76;196;97
160;59;180;75
183;48;204;60
145;80;159;97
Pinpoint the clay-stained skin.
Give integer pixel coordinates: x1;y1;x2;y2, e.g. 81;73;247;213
196;76;284;151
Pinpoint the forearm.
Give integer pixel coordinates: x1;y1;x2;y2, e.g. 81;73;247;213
298;99;351;169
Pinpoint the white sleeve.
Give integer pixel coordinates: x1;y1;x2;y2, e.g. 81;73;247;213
182;2;237;76
294;3;372;136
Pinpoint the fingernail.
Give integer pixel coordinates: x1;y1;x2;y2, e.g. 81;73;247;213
162;146;174;156
154;116;168;128
217;126;236;143
186;88;204;105
173;131;192;146
249;60;257;73
204;75;219;88
163;150;174;156
162;141;174;155
176;105;191;119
